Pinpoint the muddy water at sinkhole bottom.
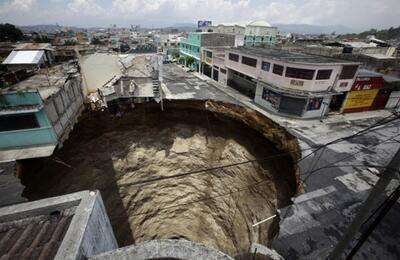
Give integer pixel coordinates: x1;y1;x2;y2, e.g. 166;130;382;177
20;101;297;256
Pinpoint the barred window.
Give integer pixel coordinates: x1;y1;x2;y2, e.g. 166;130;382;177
228;53;239;62
285;67;315;80
339;65;358;79
261;61;270;71
241;56;257;67
272;64;284;75
316;70;332;80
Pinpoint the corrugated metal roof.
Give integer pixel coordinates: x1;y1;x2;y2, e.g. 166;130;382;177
2;50;45;65
0;207;76;259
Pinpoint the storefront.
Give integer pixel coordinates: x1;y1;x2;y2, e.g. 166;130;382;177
255;82;331;119
342;70;383;113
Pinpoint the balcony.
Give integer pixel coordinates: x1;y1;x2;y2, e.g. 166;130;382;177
0;126;57;149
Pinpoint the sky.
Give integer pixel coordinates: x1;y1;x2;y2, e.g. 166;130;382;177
0;0;399;31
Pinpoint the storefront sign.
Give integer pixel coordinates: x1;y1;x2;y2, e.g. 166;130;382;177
352;77;382;91
343;89;379;109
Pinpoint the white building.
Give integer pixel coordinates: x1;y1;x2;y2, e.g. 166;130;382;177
202;46;361;119
204;23;245;47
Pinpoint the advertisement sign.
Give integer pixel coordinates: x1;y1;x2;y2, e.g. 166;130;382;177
198;20;212;29
343;89;379;109
307;97;323;111
262;88;281;109
352;77;382;91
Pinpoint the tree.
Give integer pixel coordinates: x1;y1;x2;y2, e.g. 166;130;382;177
185;56;195;67
173;52;180;59
64;39;78;46
0;23;23;42
91;37;102;45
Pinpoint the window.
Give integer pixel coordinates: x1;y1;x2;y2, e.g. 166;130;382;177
229;53;239;62
241;56;257;67
205;51;212;58
339;65;358;80
307;97;324;111
220;68;227;74
0;114;40;132
261;61;270;71
316;69;332;80
339;82;348;87
272;64;284;75
262;88;281;109
285;67;315;80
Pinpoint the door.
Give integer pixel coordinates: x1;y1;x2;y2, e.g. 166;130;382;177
371;89;391;110
278;96;307;116
213;69;219;82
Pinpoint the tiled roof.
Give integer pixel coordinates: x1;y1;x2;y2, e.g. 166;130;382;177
0;206;76;260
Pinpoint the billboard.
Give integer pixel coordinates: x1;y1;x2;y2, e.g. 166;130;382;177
343;89;379;110
198;20;212;29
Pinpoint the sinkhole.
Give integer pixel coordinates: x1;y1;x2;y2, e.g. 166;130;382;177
19;100;301;256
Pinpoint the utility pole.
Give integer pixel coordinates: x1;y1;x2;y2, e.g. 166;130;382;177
329;147;400;259
345;185;400;259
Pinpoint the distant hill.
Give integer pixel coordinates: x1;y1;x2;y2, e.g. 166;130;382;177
273;23;355;35
162;23;197;32
18;24;84;33
338;26;400;40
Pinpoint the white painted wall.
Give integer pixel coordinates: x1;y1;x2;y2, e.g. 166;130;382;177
254;84;331;119
245;26;277;37
224;50;347;92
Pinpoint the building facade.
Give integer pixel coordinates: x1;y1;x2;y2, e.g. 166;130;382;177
244;21;277;47
179;32;235;72
202;46;361;119
0;64;84;161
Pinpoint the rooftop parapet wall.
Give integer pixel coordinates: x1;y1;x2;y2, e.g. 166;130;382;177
90;239;234;260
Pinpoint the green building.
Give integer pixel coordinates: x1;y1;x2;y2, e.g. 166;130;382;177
179;32;235;72
244;21;277;47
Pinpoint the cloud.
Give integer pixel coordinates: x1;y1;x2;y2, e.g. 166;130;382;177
111;0;250;22
67;0;105;16
0;0;36;14
0;0;399;29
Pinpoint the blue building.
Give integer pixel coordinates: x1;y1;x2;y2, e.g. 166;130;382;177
180;32;235;72
0;63;84;161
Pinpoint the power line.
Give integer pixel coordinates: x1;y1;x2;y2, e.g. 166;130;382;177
120;151;293;187
345;185;400;259
300;115;400;180
128;163;398;219
361;184;400;228
111;107;400;190
129;178;271;217
302;131;400;183
119;125;400;189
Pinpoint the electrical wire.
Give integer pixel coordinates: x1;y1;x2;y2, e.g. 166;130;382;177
119;151;293;187
302;131;400;183
129;178;271;217
119;126;400;189
299;113;400;163
361;184;400;228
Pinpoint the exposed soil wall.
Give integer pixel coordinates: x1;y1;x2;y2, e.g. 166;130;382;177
20;100;301;256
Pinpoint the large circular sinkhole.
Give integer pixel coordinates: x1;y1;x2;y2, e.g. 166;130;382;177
20;100;300;256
